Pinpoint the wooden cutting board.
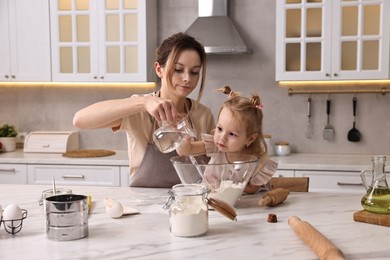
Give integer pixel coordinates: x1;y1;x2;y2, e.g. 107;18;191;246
353;210;390;227
62;149;116;158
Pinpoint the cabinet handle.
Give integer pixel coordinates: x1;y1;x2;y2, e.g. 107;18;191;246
0;168;16;173
61;174;85;179
5;75;9;79
11;75;15;79
325;73;330;77
337;182;363;186
93;76;98;79
333;73;339;77
99;76;104;79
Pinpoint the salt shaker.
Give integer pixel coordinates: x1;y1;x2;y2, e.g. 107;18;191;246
164;184;208;237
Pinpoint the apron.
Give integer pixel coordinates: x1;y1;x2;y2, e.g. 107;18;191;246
129;143;181;187
130;113;189;188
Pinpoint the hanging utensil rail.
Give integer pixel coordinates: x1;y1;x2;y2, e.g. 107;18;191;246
287;87;388;96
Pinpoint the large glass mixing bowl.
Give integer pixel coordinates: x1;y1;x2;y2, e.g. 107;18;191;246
170;153;259;206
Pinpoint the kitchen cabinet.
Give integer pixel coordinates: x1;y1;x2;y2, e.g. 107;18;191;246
120;166;130;186
0;0;51;82
295;170;365;194
50;0;157;82
27;164;121;187
0;164;27;184
276;0;390;81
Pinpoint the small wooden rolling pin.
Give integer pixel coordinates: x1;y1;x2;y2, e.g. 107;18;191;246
288;216;345;260
258;188;290;207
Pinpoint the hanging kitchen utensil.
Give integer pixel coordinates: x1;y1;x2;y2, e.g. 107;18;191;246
323;99;334;141
347;97;361;142
304;97;312;139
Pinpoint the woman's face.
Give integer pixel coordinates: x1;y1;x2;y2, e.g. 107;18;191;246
158;49;202;99
214;107;254;153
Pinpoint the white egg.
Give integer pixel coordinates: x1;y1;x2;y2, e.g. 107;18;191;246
103;198;124;219
3;204;23;228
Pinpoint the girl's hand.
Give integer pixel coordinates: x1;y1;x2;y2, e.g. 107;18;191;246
203;172;220;190
201;133;217;153
244;182;262;194
176;136;193;156
145;96;178;123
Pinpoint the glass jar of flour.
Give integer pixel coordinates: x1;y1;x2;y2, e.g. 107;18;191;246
164;184;208;237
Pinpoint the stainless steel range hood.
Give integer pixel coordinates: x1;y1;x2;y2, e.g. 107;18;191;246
185;0;252;55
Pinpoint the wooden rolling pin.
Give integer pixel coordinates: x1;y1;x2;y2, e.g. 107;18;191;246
258;187;290;207
288;216;345;260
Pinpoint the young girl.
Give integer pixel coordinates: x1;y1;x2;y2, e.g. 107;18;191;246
73;33;215;188
177;86;277;193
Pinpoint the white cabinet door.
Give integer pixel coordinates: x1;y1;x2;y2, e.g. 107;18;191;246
28;165;120;187
50;0;157;82
0;0;51;82
295;170;364;194
331;0;390;80
276;0;332;81
276;0;390;81
0;164;27;184
0;0;11;81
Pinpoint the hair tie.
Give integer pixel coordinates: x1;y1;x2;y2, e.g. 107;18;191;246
228;90;239;100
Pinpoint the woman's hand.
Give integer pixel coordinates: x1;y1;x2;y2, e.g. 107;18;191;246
144;96;178;123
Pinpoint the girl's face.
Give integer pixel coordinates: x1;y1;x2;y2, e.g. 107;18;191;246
157;49;202;99
214;107;257;153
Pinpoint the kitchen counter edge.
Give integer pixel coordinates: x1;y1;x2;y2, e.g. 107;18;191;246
1;150;389;171
0;149;129;166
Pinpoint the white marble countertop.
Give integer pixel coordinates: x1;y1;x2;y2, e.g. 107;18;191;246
0;184;388;260
0;149;129;166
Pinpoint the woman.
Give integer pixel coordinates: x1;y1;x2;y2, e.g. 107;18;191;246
73;33;215;187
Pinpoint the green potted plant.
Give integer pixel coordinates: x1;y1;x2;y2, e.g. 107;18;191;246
0;124;18;152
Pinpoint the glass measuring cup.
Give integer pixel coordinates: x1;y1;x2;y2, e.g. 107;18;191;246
153;117;196;153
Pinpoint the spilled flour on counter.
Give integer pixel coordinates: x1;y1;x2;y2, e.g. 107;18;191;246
208;180;245;207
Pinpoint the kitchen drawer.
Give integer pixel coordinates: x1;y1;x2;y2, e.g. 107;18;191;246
120;166;130;187
295;170;365;194
0;164;27;184
27;165;120;186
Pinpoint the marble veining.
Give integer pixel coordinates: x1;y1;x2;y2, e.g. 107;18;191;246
0;184;389;260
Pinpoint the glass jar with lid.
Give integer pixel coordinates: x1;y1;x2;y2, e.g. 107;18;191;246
164;184;208;237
